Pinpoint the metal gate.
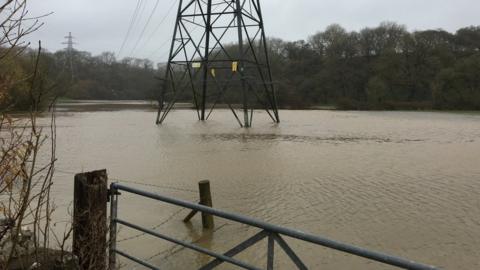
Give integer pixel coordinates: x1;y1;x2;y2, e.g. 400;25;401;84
108;183;439;270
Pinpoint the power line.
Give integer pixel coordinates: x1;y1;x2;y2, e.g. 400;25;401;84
131;0;149;41
147;38;171;60
140;0;179;58
128;0;161;56
117;0;143;58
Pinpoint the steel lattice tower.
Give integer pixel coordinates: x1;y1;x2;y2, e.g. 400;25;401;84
156;0;280;127
62;32;76;81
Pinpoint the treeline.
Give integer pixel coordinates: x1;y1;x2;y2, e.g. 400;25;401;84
1;22;480;111
63;51;158;100
0;48;159;110
271;22;480;110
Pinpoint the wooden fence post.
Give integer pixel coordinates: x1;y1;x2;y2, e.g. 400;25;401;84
73;169;108;270
199;180;214;229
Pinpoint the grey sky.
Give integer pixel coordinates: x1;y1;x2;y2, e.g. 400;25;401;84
25;0;479;63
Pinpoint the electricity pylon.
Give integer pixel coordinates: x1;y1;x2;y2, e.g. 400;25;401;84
62;32;76;81
156;0;280;127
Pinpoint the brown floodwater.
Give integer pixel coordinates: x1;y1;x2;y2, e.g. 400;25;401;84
46;106;480;269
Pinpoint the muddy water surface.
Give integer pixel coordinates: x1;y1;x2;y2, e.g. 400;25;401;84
49;108;480;269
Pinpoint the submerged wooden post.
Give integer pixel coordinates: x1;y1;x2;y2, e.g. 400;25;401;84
199;180;214;229
73;169;108;270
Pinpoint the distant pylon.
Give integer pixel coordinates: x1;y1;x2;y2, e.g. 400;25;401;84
62;32;76;81
156;0;280;128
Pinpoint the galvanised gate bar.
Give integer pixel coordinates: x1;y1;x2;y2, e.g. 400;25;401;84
108;183;439;270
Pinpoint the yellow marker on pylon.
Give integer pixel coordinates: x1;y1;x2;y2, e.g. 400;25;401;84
232;61;238;72
211;68;216;77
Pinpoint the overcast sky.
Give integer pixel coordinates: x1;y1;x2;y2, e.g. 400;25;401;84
25;0;479;63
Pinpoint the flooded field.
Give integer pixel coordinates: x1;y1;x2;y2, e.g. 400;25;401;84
47;106;480;269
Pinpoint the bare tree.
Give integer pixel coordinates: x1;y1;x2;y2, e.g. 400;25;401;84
0;0;49;60
0;1;70;269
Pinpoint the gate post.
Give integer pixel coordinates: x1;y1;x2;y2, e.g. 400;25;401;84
73;169;108;270
108;183;119;270
199;180;214;229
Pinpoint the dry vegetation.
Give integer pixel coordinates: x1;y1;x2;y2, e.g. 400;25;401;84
0;1;75;269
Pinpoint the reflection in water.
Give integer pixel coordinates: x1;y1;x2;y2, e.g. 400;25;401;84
46;108;480;270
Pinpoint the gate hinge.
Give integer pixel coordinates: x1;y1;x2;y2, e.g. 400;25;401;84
107;188;121;202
